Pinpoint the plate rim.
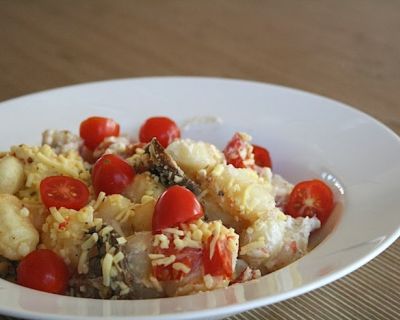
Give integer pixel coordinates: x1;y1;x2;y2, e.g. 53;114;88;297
0;76;399;320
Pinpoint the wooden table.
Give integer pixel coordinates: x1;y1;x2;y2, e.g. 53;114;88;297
0;1;399;319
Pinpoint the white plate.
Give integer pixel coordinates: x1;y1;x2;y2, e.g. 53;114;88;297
0;77;399;320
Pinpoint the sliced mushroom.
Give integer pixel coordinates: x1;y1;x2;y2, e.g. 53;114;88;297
134;139;201;195
69;224;134;299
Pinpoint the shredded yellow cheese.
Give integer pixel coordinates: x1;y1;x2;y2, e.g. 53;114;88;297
99;225;114;237
172;262;191;274
49;207;66;223
78;250;89;274
116;237;127;245
153;234;170;249
151;255;176;267
113;251;125;264
102;253;114;287
92;192;106;210
81;233;98;250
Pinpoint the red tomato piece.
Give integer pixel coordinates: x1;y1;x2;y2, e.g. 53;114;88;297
139;116;180;148
80;116;120;151
40;176;89;210
203;236;233;279
252;144;272;169
17;249;70;294
152;185;204;233
223;133;251;168
92;154;135;196
153;245;202;281
285;179;334;225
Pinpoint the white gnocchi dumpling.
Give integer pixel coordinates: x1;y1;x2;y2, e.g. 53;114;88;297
123;172;165;203
0;156;25;195
0;194;39;260
201;163;276;225
239;212;320;273
166;139;224;178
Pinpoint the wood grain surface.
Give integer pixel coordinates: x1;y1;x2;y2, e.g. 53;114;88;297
0;1;399;319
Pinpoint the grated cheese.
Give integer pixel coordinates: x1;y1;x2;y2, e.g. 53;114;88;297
116;237;127;245
102;253;114;287
162;228;184;236
35;152;80;178
81;233;98;250
108;246;116;255
92;192;106;210
192;229;203;241
99;225;114;237
114;207;132;224
173;236;202;250
113;251;125;264
77;250;89;274
149;276;163;292
209;222;221;259
118;281;130;296
110;266;118;278
151;255;176;267
148;253;165;260
172;262;191;274
49;207;66;223
153;234;170;249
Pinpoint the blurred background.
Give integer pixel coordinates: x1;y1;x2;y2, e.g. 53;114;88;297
0;1;399;320
1;0;399;133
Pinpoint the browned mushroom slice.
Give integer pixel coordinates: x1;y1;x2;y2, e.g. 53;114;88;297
144;138;201;195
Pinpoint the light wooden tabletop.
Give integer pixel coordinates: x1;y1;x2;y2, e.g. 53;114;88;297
0;1;399;319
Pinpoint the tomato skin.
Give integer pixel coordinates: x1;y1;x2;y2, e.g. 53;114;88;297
139;116;180;148
203;236;233;279
223;133;248;168
152;185;204;233
153;245;202;281
285;179;334;225
252;144;272;169
80;116;120;151
92;154;135;196
40;176;90;210
17;249;70;294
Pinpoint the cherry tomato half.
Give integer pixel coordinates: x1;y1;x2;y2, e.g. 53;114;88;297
139;116;180;148
17;249;69;294
92;154;135;196
203;236;233;279
80;116;120;151
285;179;334;225
152;185;204;233
252;144;272;169
40;176;90;210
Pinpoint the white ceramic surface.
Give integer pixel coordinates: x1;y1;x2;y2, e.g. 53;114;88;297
0;77;399;320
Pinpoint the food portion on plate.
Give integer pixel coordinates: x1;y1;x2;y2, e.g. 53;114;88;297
0;115;335;299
